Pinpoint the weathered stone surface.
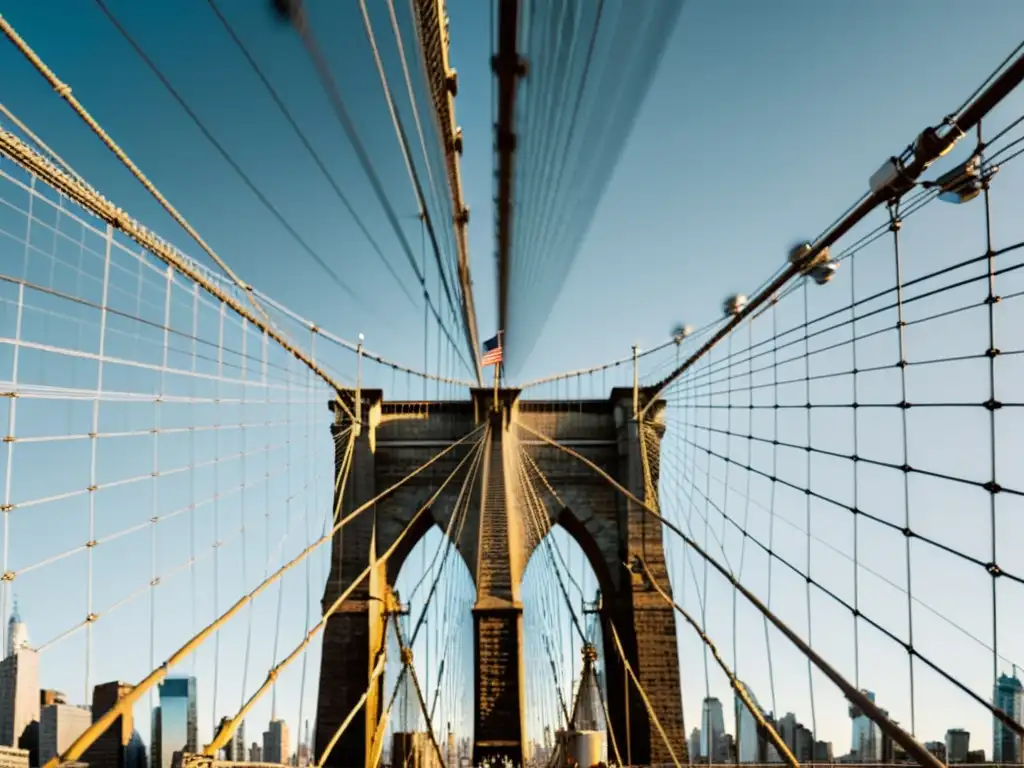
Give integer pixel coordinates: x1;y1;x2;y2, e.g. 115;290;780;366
472;606;525;764
314;388;687;767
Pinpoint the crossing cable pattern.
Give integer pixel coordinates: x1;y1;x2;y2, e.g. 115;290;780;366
8;5;1024;767
518;325;717;393
0;94;477;765
516;381;692;764
636;555;799;768
0;139;340;768
0;125;358;425
231;285;476;392
0;114;471;411
616;44;1024;764
642;42;1024;414
40;410;483;768
514;393;600;747
520;419;945;768
516;444;627;767
654;128;1024;755
516;421;692;768
517;410;786;768
205;430;485;767
97;0;469;383
0;12;281;330
3;4;475;390
385;426;484;753
516;452;591;719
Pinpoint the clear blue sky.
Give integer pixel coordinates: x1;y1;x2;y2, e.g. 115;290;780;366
2;0;1024;760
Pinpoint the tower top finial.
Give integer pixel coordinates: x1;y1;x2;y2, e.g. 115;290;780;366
10;595;19;623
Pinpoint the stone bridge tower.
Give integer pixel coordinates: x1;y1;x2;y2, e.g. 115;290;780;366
313;388;686;767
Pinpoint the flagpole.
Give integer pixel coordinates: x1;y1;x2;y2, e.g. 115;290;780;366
492;330;502;411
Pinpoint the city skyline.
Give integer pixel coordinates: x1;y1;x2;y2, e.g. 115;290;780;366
1;0;1024;760
6;551;1024;763
9;588;1018;765
684;678;1022;765
0;604;312;767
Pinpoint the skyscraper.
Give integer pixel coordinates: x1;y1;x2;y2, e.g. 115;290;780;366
230;719;245;763
126;730;147;768
150;708;161;768
850;690;881;761
263;720;289;765
946;728;970;763
735;681;763;763
154;678;197;768
994;673;1023;762
926;741;948;763
701;697;726;761
298;721;308;768
0;648;38;751
688;727;701;764
39;703;91;765
793;723;813;762
84;681;135;768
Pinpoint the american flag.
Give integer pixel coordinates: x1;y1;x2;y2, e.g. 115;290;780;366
481;334;503;367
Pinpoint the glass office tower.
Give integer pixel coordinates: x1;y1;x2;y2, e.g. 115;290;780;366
155;678;197;768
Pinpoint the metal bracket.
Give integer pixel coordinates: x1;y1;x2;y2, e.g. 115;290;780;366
788;242;832;275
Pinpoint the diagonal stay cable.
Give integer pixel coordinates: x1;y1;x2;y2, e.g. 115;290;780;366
44;421;484;768
392;613;447;766
0;128;357;424
407;432;485;646
313;651;387;768
668;426;1024;737
673;423;1024;680
282;427;478;766
514;441;624;767
361;0;456;288
514;455;583;720
642;43;1024;415
606;620;682;768
518;447;587;601
404;441;479;606
204;428;485;757
514;419;946;768
0;101;87;186
0;11;279;327
636;556;798;768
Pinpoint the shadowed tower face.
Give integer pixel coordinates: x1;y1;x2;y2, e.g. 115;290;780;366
313;387;687;767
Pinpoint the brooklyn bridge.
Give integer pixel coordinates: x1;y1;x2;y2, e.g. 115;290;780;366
0;1;1022;767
